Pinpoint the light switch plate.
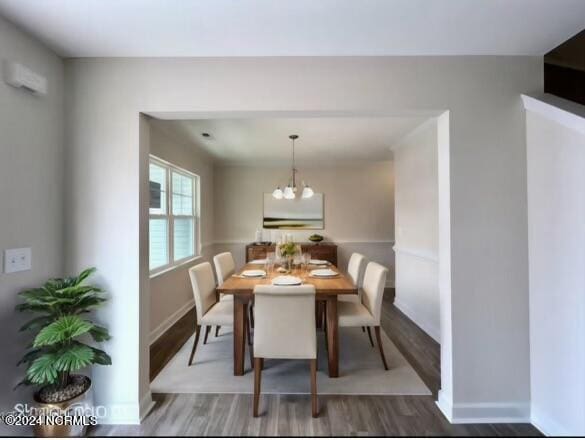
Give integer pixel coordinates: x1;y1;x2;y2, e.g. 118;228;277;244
4;248;32;273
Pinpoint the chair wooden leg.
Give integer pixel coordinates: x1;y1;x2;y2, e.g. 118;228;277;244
188;325;201;366
215;326;220;337
323;308;329;354
310;358;318;418
250;304;255;328
244;313;253;369
366;326;375;347
362;326;366;333
247;316;252;346
374;326;389;370
203;325;211;344
253;358;262;417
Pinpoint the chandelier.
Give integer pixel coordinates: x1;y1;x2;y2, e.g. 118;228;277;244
272;134;314;199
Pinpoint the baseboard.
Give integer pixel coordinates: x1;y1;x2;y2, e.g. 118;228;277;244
436;390;454;421
150;299;195;345
531;406;577;436
393;298;440;342
436;395;530;424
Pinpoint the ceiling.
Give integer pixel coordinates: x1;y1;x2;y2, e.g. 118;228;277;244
150;117;428;165
0;0;584;57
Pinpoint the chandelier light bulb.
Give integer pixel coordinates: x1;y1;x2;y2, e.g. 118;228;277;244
301;184;314;199
272;186;284;199
283;185;296;199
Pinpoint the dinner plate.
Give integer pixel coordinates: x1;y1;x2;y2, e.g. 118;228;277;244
309;259;329;265
310;268;338;278
241;269;266;278
272;275;302;286
248;259;267;264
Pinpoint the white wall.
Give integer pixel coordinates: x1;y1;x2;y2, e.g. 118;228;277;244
393;119;440;342
524;96;585;436
213;162;395;281
148;122;215;340
63;56;542;423
0;16;64;434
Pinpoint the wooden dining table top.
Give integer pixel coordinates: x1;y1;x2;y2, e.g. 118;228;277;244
216;263;357;296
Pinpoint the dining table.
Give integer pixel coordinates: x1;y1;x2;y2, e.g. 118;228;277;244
216;262;358;378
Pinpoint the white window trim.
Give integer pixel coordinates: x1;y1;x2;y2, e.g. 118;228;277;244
149;155;201;277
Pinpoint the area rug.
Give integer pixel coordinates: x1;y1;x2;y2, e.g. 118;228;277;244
151;327;431;396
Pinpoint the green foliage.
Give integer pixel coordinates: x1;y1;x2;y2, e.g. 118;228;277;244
34;316;94;347
278;241;299;257
15;267;112;391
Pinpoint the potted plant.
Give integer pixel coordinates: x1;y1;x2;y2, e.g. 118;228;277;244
15;267;111;437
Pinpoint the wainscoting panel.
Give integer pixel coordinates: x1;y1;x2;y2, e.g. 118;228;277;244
394;246;440;342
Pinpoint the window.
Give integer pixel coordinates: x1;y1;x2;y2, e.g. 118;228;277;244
149;156;199;274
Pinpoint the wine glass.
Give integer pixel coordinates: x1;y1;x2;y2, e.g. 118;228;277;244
302;252;311;276
265;252;275;276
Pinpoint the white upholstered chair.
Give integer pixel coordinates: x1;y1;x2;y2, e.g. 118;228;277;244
188;262;252;366
339;252;367;303
338;261;389;370
252;284;318;418
212;252;236;337
213;252;236;286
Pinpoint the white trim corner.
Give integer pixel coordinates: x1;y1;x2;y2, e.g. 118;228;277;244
140;392;156;422
522;94;585;135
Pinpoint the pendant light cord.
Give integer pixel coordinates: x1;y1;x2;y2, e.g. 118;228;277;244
291;136;296;188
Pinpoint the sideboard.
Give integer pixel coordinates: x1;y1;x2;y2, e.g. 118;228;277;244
245;242;338;266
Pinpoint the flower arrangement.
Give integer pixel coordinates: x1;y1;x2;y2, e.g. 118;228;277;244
278;241;299;258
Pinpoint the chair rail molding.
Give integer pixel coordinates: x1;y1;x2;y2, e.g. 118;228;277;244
393;245;439;263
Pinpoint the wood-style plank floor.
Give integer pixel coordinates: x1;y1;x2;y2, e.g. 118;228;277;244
91;290;541;437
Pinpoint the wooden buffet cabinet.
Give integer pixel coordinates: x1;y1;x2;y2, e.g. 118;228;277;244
245;242;338;266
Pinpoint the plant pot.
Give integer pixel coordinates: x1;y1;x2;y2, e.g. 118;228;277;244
32;375;94;437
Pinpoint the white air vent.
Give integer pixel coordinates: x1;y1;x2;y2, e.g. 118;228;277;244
3;60;47;95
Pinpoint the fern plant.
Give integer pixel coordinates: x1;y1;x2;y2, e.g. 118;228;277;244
16;267;111;392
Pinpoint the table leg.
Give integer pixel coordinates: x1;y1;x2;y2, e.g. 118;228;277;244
326;296;339;378
233;295;248;376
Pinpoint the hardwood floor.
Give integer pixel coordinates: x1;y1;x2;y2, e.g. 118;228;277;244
92;289;541;437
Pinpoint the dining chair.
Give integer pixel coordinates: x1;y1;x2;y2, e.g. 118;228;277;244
213;251;236;285
337;261;389;370
214;251;257;338
252;284;318;418
339;252;367;303
188;262;252;367
212;252;236;337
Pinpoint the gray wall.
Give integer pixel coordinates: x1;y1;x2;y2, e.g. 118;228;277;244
526;101;585;435
148;121;216;339
0;16;64;434
63;56;542;423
